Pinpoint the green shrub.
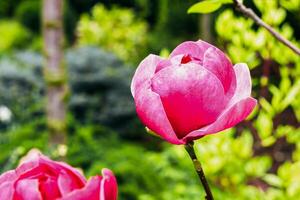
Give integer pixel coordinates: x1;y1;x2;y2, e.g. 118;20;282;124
76;4;148;63
14;0;41;33
0;47;143;138
66;46;142;138
0;20;32;53
213;0;300;199
0;51;44;127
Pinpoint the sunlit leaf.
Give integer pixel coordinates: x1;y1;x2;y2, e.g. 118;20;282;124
188;1;222;14
255;112;273;139
259;98;274;117
262;174;283;187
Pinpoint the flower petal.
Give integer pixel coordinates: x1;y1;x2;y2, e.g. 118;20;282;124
39;156;86;187
183;97;257;142
134;87;183;144
59;176;101;200
0;170;18;185
100;169;118;200
0;181;14;200
203;47;236;96
230;63;252;105
15;157;39;177
15;179;42;200
39;176;61;199
131;54;165;97
58;171;83;195
151;63;228;138
170;40;213;61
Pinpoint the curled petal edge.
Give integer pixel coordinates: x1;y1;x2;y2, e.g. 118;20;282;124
182;97;257;143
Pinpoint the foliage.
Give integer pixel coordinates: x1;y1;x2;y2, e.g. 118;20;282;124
0;120;295;200
0;51;44;127
14;0;41;33
76;4;148;63
66;47;141;138
0;118;48;173
213;0;300;199
149;0;199;53
188;0;232;14
0;0;300;199
0;20;32;53
0;0;22;17
0;47;142;138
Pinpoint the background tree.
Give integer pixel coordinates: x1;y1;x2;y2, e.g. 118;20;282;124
42;0;67;149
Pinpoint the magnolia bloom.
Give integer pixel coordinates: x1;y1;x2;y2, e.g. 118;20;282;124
0;153;117;200
131;40;257;145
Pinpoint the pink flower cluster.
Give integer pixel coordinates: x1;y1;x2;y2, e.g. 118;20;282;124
0;154;117;200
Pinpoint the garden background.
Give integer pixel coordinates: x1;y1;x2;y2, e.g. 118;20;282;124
0;0;300;199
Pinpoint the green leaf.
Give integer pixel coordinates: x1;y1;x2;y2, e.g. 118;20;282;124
259;98;274;117
255;112;273;140
188;1;223;14
262;174;283;188
281;80;300;111
219;0;233;3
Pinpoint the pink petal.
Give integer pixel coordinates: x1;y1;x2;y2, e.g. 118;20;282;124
203;47;236;96
184;97;257;142
230;63;252;105
155;59;172;73
59;176;101;200
132;54;184;144
14;179;42;200
18;149;42;165
0;181;14;200
156;54;197;73
39;156;86;187
170;40;213;61
15;155;86;195
39;176;61;200
131;54;165;97
15;155;51;180
151;63;228;138
15;158;39;177
0;170;18;185
134;86;183;144
183;63;256;142
58;171;81;195
100;169;118;200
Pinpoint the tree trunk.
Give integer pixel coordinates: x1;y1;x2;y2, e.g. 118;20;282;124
42;0;67;150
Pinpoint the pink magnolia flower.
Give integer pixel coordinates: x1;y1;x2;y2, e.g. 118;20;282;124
131;40;257;145
0;153;117;200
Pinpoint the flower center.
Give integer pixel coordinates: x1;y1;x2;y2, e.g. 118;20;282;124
181;54;192;64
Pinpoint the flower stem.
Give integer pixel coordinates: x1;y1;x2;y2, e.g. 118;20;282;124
185;142;214;200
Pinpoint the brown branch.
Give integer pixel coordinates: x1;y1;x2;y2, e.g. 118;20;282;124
233;0;300;56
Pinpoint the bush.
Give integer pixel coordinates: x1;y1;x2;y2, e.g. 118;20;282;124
0;51;44;127
14;0;40;33
213;0;300;199
66;46;142;138
0;47;143;138
76;4;148;63
0;20;32;53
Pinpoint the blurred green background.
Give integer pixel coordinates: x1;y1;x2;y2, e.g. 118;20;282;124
0;0;300;199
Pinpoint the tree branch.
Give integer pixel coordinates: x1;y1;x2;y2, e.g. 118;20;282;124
233;0;300;56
